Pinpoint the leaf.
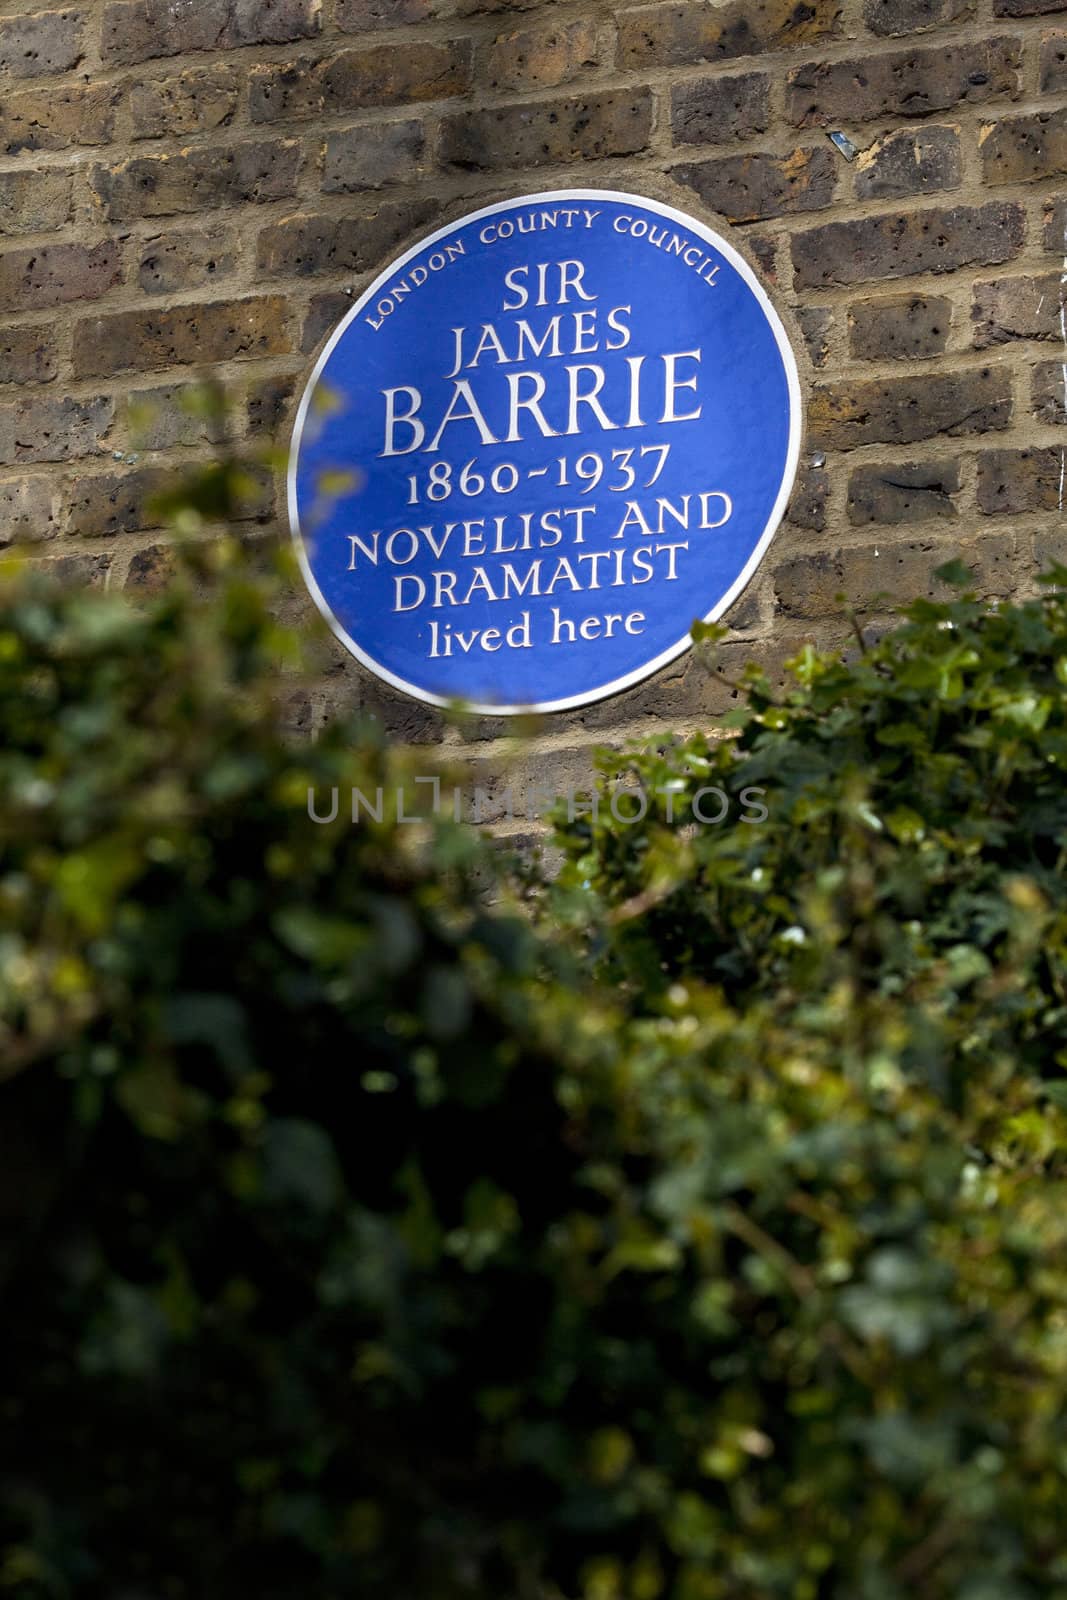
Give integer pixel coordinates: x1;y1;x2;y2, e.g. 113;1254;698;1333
933;558;975;587
260;1119;343;1215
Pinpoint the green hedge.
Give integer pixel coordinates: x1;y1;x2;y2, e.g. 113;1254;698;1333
4;546;1067;1600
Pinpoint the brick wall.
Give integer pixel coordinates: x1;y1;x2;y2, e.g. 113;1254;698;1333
2;0;1066;793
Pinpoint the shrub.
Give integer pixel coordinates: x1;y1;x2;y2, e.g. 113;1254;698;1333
0;544;588;1598
553;568;1067;1083
3;543;1067;1600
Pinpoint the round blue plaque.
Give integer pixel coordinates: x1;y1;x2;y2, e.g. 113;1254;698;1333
289;189;801;714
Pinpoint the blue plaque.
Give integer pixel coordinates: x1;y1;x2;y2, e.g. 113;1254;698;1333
288;190;801;714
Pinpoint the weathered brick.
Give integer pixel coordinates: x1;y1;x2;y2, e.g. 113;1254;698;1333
863;0;974;34
101;0;224;58
809;368;1010;450
124;542;178;594
772;547;884;616
977;447;1065;512
39;552;113;587
101;0;320;66
729;633;831;697
775;537;1013;617
787;465;830;530
981;106;1067;184
617;0;842;70
486;18;600;92
862;535;1016;596
849;294;951;360
453;0;559;13
138;228;239;295
1034;529;1067;572
0;396;114;466
552;640;753;732
250;42;473;122
797;305;833;369
1032;361;1067;424
1039;32;1067;91
302;291;352;353
1042;196;1067;252
749;233;778;282
193;461;273;521
90;141;301;222
247;375;295;436
718;586;763;633
0;327;57;387
336;0;432;26
847;460;961;524
853;126;961;199
0;8;84;79
351;672;449;744
72;297;292;379
68;462;272;537
671;146;836;223
441;91;653;170
792;202;1024;288
995;0;1067;15
0;170;71;235
0;242;123;313
0;478;58;544
972;274;1063;348
130;66;240;140
127;385;229;451
258;197;437;278
671;72;770;147
278;691;316;738
462;743;624;825
64;465;172;537
0;83;119;154
786;37;1021;127
322;121;425;194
